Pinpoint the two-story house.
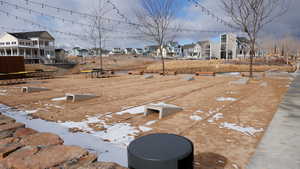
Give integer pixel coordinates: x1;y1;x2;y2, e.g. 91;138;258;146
0;31;55;64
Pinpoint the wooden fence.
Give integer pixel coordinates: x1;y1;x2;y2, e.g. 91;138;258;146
0;56;25;73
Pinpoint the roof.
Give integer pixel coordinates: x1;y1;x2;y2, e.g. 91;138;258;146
7;31;54;40
145;45;159;49
182;44;195;49
197;40;210;45
237;37;250;44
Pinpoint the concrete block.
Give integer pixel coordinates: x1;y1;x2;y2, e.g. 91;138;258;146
183;76;195;81
22;87;50;93
144;102;183;119
144;75;154;79
65;93;97;102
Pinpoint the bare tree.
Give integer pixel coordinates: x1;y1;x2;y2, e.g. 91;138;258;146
88;0;111;73
135;0;179;75
221;0;288;77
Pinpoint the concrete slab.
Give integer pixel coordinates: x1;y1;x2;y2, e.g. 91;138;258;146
144;75;154;79
144;102;183;119
65;93;97;102
247;67;300;169
21;87;50;93
183;76;195;81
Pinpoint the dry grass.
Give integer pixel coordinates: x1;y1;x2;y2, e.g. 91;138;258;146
146;60;295;73
25;64;59;71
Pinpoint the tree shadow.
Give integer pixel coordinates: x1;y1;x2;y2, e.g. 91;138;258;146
194;152;228;169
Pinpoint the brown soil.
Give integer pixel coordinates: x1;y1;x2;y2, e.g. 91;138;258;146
0;73;291;169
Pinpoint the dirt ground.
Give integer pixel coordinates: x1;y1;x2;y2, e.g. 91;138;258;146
0;72;291;169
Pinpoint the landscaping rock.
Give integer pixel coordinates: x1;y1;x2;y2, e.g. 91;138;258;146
14;128;38;138
20;132;64;147
0;123;25;139
9;145;90;169
78;162;127;169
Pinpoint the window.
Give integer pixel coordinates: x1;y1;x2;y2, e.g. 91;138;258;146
6;42;10;45
12;42;17;45
0;42;4;46
20;42;25;45
45;41;49;46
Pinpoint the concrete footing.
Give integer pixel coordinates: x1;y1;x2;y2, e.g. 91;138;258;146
144;75;154;79
65;93;97;102
183;76;195;81
144;103;183;119
22;87;50;93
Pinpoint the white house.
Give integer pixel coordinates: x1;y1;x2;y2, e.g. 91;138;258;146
69;47;89;57
0;31;55;64
134;48;143;55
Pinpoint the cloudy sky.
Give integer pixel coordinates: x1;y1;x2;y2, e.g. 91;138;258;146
0;0;298;49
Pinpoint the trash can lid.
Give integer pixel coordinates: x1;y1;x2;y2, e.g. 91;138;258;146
128;133;193;161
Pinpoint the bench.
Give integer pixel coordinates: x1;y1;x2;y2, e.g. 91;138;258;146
195;72;216;76
128;71;144;75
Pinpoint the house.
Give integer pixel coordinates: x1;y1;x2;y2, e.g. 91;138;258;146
133;48;143;55
89;48;110;56
182;44;197;58
55;48;66;63
110;48;123;55
69;47;89;57
220;33;237;59
165;41;182;57
144;45;159;56
0;31;55;64
236;37;251;58
124;48;134;54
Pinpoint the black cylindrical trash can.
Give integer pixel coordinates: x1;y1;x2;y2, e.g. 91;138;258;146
127;133;194;169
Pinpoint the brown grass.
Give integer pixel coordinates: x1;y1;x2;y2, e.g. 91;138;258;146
146;60;295;73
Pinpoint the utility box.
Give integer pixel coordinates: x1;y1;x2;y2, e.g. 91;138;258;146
128;133;194;169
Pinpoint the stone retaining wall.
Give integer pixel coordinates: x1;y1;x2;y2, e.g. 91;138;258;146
0;113;127;169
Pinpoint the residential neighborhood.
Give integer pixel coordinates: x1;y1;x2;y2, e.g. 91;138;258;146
0;0;299;169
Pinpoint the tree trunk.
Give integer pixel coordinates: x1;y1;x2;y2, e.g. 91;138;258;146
249;42;255;78
160;46;165;76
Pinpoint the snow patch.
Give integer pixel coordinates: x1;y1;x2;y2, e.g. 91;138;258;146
60;115;140;146
219;122;264;136
116;106;145;115
145;120;157;126
216;97;237;102
25;110;38;114
260;82;268;87
149;102;181;108
138;126;152;132
0;90;7;96
51;97;66;101
190;115;203;121
208;113;223;123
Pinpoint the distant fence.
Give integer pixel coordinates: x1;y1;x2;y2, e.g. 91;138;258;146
0;56;25;73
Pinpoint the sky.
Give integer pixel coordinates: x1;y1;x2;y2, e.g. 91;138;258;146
0;0;299;50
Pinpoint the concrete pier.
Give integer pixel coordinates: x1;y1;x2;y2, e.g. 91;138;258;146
65;93;97;102
21;87;50;93
144;103;183;119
